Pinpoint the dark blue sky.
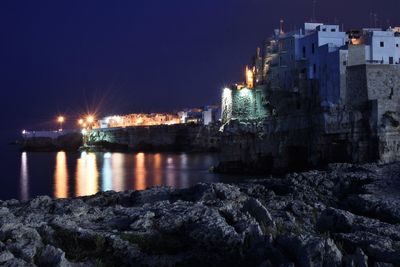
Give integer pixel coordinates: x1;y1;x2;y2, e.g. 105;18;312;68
0;0;399;132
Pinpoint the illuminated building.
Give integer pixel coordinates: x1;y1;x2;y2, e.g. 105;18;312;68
98;108;221;129
245;66;254;89
98;113;181;129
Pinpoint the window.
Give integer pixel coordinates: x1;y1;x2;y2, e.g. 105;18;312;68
343;61;347;66
331;29;336;32
397;44;399;47
313;64;316;75
302;46;306;58
380;41;385;47
389;57;394;64
312;43;315;54
322;28;326;32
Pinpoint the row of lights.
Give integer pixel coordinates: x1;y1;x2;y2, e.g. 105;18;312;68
22;115;96;136
77;115;95;129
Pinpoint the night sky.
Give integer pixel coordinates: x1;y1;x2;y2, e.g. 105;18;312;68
1;0;399;133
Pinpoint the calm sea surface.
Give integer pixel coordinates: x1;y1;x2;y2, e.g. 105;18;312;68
0;138;234;200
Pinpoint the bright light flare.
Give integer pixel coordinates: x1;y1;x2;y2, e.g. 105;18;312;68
222;88;233;123
57;116;65;123
87;116;95;124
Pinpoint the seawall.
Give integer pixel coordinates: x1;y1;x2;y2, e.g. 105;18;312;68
21;132;82;152
87;123;221;152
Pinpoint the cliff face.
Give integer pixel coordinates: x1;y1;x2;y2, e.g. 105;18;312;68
0;163;399;266
87;124;221;152
219;65;400;174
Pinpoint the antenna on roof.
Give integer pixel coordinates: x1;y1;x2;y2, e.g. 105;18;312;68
280;19;284;34
312;0;317;22
369;12;373;27
374;13;378;28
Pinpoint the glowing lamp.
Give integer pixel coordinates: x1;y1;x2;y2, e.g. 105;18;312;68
87;116;95;124
57;116;65;123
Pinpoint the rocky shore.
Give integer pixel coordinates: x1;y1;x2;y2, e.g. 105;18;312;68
0;163;400;266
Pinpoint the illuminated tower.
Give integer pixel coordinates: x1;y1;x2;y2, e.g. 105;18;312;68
246;66;254;89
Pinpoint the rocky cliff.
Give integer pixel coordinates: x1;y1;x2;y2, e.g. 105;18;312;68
0;163;399;266
88;124;221;152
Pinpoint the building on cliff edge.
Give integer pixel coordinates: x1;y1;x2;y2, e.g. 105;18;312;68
218;22;400;173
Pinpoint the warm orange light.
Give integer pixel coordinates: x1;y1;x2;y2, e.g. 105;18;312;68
350;38;362;45
54;152;69;199
87;116;95;124
76;152;99;197
134;153;147;190
57;116;65;123
78;119;84;125
246;66;254;89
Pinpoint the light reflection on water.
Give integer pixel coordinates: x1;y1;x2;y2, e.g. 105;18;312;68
135;153;147;190
27;151;222;199
20;152;29;200
54;152;68;198
75;152;99;197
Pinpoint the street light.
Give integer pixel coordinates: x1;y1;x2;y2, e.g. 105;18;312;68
87;116;95;124
57;116;65;131
78;119;84;125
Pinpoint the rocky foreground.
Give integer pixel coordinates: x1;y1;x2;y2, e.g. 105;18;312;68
1;164;400;266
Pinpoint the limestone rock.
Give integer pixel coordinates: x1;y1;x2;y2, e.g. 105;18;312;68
0;163;399;266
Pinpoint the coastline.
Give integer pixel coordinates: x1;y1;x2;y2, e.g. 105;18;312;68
0;163;399;266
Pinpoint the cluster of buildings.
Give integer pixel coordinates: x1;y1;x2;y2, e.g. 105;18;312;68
219;21;400;172
97;106;221;129
98;113;181;128
223;22;400;122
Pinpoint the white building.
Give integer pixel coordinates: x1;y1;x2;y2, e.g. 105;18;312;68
298;24;347;80
362;29;400;64
244;22;400;108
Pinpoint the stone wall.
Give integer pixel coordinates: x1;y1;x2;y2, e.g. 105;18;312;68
87;124;221;152
218;64;400;174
